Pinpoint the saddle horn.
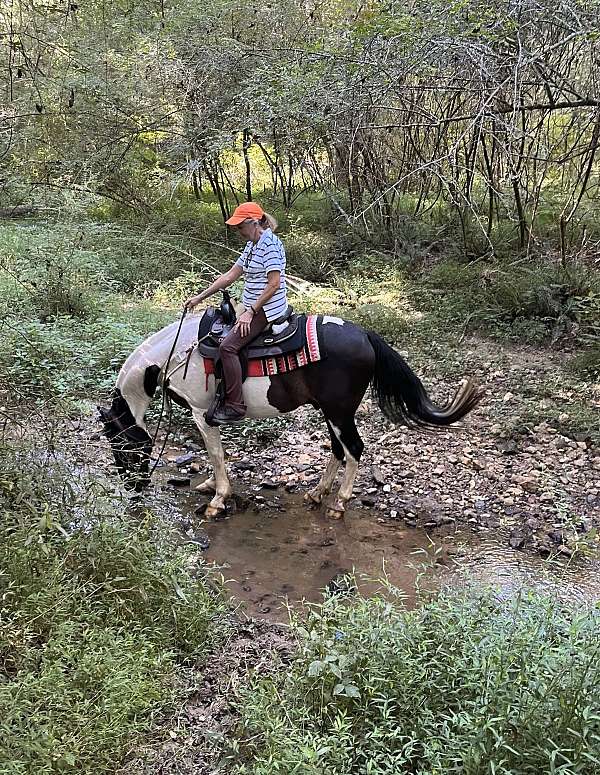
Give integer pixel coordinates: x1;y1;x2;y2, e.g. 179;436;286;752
220;290;236;325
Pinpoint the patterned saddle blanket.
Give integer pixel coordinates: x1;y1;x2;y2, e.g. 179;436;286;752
199;309;323;380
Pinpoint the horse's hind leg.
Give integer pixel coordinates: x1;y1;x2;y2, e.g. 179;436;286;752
305;420;344;506
325;416;364;520
192;410;232;517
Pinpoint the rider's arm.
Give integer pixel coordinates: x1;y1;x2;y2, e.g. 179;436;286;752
185;264;244;309
249;270;280;314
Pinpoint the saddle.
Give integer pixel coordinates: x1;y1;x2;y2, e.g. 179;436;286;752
197;291;304;361
197;292;309;427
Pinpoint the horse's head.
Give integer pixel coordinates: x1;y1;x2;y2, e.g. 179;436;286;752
98;390;152;491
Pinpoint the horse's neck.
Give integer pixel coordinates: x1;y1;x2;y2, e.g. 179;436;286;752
116;315;202;426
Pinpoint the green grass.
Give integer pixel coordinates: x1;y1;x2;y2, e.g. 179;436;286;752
0;441;227;774
234;585;600;774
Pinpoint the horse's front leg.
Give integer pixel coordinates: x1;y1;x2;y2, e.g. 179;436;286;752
192;411;232;517
304;420;344;505
304;453;341;505
326;418;364;520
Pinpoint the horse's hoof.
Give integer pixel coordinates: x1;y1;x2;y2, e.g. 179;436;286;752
304;490;322;506
326;507;345;520
205;504;223;519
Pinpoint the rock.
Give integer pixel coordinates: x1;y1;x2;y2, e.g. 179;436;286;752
521;478;539;494
167;477;191;487
383;484;391;493
372;465;385;485
175;452;196;467
509;529;530;549
525;517;541;530
361;497;376;507
192;530;211;550
260;480;279;490
234;459;256;471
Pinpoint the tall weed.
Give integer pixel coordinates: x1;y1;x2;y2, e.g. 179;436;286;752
235;586;600;774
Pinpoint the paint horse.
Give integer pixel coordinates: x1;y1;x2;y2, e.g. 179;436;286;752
99;304;481;519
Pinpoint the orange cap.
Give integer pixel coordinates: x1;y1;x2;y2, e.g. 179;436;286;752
225;202;265;226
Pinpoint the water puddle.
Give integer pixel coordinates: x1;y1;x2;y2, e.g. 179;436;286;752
200;498;435;619
448;531;600;604
147;465;600;621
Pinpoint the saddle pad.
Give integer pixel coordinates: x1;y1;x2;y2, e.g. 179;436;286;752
203;315;323;386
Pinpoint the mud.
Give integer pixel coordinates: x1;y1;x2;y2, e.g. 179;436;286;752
148;456;600;621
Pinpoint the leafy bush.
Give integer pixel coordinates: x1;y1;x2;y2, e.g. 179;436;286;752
284;222;338;283
413;257;600;345
340;302;409;343
2;222;110;320
478;264;600;340
0;442;226;773
0;624;172;775
0;304;172;401
235;586;600;774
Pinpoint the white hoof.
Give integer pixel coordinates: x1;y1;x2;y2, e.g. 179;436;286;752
326;504;345;520
205;504;223;519
304;490;323;506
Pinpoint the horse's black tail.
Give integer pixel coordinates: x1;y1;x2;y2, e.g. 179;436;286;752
367;331;482;428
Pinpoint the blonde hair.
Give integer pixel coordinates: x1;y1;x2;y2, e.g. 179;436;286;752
259;212;278;232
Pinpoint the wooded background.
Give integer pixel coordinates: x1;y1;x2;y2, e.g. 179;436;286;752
3;0;600;260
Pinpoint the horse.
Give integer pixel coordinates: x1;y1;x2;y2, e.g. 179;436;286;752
98;309;482;519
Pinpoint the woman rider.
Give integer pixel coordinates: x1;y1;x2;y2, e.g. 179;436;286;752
185;202;288;425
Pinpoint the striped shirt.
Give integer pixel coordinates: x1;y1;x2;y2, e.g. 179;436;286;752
235;229;288;322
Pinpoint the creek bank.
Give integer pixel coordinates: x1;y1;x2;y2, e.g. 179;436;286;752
161;391;598;561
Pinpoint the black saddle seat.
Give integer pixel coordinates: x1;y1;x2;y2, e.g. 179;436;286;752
197;303;304;360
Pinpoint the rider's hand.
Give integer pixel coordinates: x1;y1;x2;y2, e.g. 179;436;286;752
235;309;254;337
185;294;204;311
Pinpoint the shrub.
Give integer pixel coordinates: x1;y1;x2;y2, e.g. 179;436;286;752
0;304;172;401
0;441;226;773
340;302;409;343
567;348;600;380
284;222;338;284
235;586;600;774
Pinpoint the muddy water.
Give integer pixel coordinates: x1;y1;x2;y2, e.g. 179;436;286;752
151;464;600;621
201;498;434;618
154;485;436;619
449;531;600;604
